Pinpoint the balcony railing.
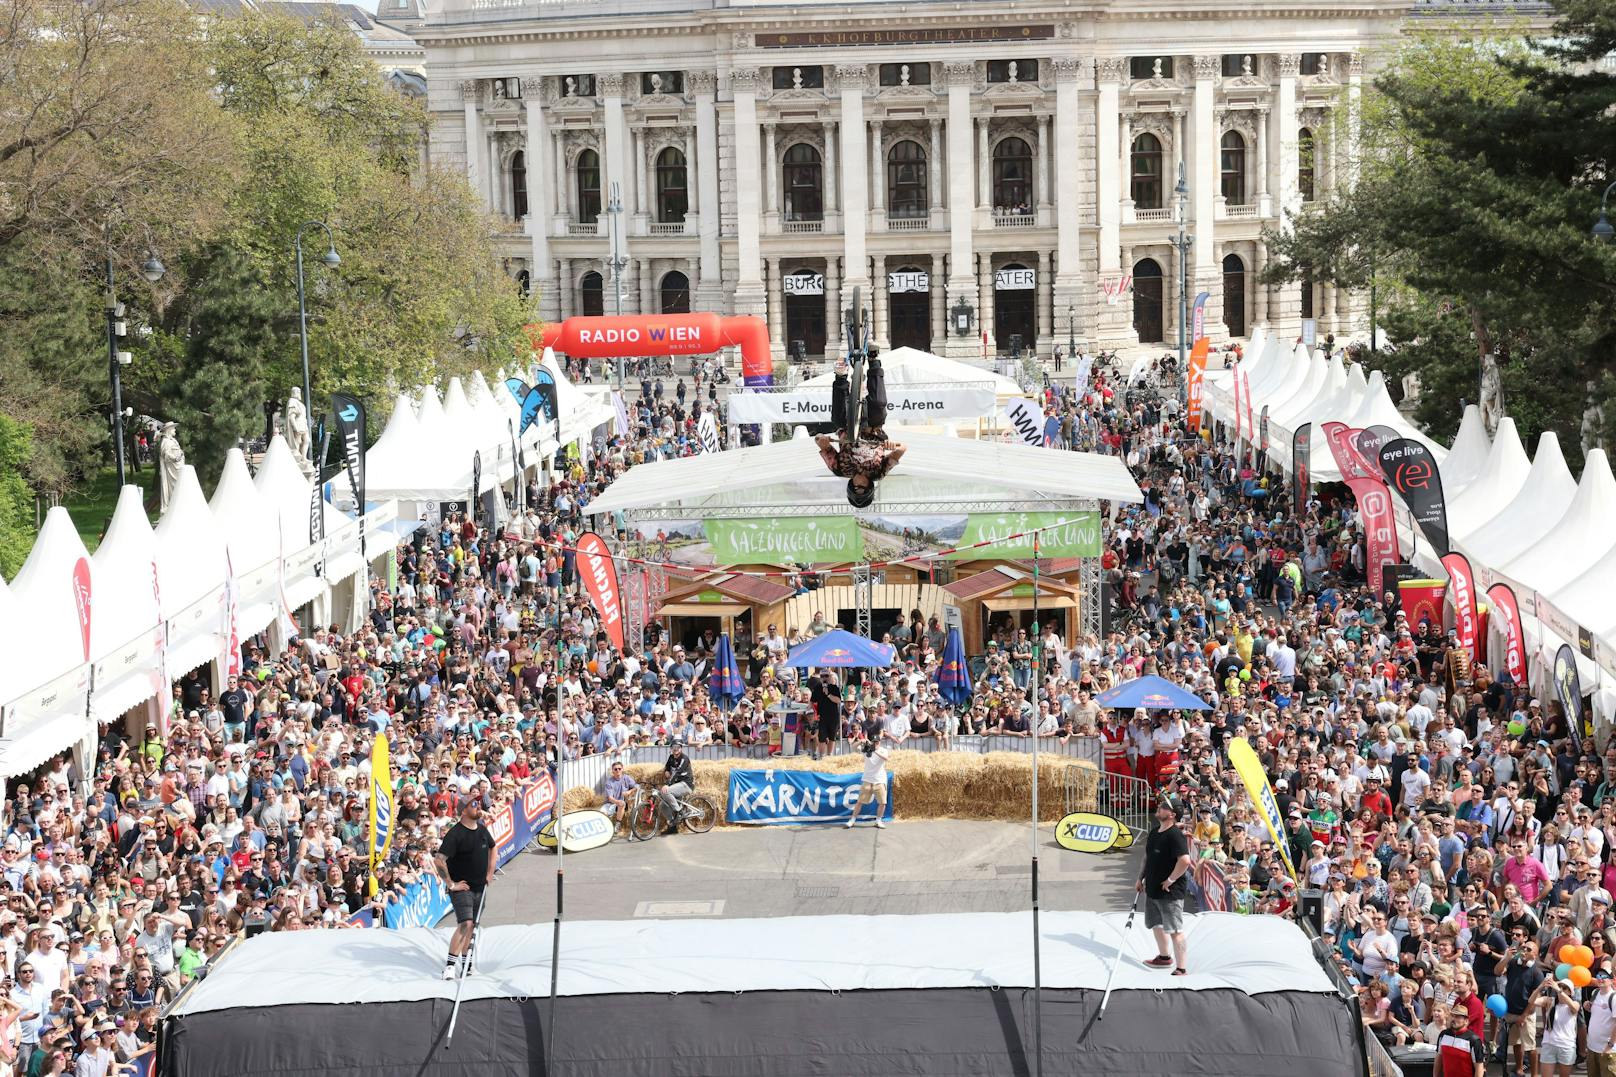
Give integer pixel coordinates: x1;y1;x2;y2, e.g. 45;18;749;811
993;212;1036;229
648;221;686;236
887;215;930;231
1133;208;1171;223
1224;204;1259;218
783;219;823;234
567;220;598;236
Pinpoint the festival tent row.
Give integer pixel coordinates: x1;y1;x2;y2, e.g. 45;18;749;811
0;436;398;783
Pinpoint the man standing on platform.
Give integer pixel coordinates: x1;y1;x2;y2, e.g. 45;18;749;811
434;800;495;979
1139;800;1193;975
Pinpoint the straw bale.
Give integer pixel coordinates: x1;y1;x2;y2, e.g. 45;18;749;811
559;752;1099;826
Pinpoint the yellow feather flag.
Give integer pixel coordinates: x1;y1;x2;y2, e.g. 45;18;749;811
1227;737;1296;880
368;733;395;896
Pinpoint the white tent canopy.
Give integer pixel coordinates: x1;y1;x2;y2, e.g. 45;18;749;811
1445;417;1530;543
1460;432;1577;581
154;466;229;681
1345;372;1445;464
1494;448;1616;599
88;487;162;724
1542;545;1616;664
800;345;1023;400
1442;406;1491;497
587;431;1142;518
210;449;282;638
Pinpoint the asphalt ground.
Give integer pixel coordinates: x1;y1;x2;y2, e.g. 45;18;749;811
483;818;1145;925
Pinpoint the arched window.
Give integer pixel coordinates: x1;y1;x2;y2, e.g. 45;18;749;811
510;150;528;219
655;147;688;224
1219;132;1246;206
1132;258;1164;344
516;269;531;298
1131;133;1163;210
1298;127;1316;202
1222;253;1246;338
782;143;823;222
576;149;601;224
991;137;1032;212
886;140;927;219
579;270;604;317
659;271;690;314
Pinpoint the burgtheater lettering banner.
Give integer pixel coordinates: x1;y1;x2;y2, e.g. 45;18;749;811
704;517;865;565
726;385;996;424
758;25;1055;47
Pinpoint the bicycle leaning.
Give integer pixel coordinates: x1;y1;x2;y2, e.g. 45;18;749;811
615;784;718;841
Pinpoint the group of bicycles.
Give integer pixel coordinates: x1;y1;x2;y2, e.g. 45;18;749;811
612;784;720;842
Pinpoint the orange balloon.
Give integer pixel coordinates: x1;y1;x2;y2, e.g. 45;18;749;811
1578;946;1597;968
1561;944;1581;965
1571;965;1593;987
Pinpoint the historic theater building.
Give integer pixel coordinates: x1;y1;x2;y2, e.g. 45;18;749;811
417;1;1410;358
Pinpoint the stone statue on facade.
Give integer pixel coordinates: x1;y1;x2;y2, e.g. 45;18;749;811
284;387;311;464
650;72;663;94
158;422;184;512
564;76;576;97
1478;353;1504;438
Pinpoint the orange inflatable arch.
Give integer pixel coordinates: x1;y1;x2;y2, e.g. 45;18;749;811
528;314;773;387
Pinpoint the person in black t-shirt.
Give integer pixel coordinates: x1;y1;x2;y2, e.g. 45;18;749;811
434;800;495;979
1138;800;1193;975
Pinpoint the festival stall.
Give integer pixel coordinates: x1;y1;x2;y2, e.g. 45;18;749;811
154;466;231;686
210;448;284;641
655;572;794;652
941;564;1082;655
1493;448;1616;600
1442;418;1532;551
87;487;163;726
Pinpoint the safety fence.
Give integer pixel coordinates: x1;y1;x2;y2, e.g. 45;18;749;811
556;734;1103;797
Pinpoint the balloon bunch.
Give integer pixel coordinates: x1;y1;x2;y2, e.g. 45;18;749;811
1556;944;1597;987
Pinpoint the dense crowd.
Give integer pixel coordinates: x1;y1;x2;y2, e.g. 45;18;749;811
1;347;1603;1076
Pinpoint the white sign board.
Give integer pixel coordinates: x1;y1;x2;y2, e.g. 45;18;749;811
1003;397;1045;447
783;272;825;296
1300;318;1317;346
995;267;1036;291
726;385;998;424
888;270;929;294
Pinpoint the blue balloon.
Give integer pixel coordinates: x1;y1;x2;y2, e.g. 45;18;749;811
1486;993;1509;1017
1558;963;1574;981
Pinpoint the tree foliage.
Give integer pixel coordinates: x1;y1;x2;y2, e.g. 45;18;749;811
1262;3;1616;467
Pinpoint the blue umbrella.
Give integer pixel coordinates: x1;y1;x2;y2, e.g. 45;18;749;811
934;626;972;707
783;628;895;669
708;632;745;710
1095;674;1212;711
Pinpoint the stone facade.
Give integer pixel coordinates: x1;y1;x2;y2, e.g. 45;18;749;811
417;0;1402;358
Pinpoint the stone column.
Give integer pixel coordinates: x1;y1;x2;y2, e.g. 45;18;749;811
1035;114;1051;210
870;120;885;218
930;252;947;346
1192;55;1224;339
824;256;841;357
693;72;721;308
838;65;871;316
1255;107;1271;217
601;74;630;219
524;95;554;319
632;126;650;226
730;68;766;315
977;252;994;352
639;258;655;315
557;258;572;319
976;117;991;211
765;258;784;348
1036;249;1053;350
928;119;943;211
943;62;977;359
461;81;483;207
1118;111;1133;221
1252;240;1269;327
1345;54;1363;190
551;130;567;218
872;254;888;348
683;127;698;217
823;120;839;218
1056;57;1089;345
1273;54;1301;328
1173;109;1186;179
762;121;778;225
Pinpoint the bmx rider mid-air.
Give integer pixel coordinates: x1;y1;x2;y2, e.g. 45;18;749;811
814;349;906;508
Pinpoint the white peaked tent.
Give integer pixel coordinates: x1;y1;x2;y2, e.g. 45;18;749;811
1442;406;1492;497
1495;449;1616;599
361;393;423;509
441;377;489;478
0;576;19;713
1445;418;1531;542
1460;432;1577;579
254;436;335;611
1317;362;1370;429
1208;332;1283;424
210;449;281;638
1;508;95;776
543;349;617;447
1253;344;1312;431
88;487;162;724
1278;355;1348;482
1346;372;1446;464
469;372;516;473
1543;547;1616;667
154;466;229;681
1257;349;1326;472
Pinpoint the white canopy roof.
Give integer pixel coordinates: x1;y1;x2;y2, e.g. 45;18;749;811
1542;544;1616;657
543;350;619;447
801;345;1022;398
211;450;279;581
254;437;318;555
10;507;93;692
0;575;20;708
361;393;424;506
587;431;1143;517
1459;432;1577;573
1442;405;1491;497
1315;362;1369;429
87;487;162;723
154;465;230;679
1250;344;1312;429
1494;448;1616;599
368;388;484;503
1344;372;1446;463
1445;417;1530;541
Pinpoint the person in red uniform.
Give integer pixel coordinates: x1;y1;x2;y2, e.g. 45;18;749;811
1099;713;1133;779
1434;1003;1486;1077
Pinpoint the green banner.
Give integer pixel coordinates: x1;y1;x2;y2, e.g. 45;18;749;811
946;512;1101;560
704;517;865;565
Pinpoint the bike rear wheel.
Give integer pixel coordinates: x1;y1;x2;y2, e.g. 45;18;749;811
630;796;660;842
682;794;718;834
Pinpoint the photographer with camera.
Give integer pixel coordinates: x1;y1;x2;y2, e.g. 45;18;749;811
845;702;908;830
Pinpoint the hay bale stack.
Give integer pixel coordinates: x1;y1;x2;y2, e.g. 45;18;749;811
559;753;1099;826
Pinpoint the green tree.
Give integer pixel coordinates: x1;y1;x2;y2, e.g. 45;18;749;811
0;415;37;577
1262;6;1616;467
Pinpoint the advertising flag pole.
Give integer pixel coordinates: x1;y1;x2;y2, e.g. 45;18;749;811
1029;533;1042;1077
547;626;565;1074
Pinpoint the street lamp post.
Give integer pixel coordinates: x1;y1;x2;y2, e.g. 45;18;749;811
1592;181;1616;242
1170;163;1193;403
294;221;341;466
1065;302;1075;366
103;224;165;487
605;181;628;390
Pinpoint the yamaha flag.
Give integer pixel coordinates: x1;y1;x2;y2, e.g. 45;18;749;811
1379;437;1450;557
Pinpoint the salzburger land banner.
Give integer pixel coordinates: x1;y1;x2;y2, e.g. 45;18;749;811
705;517;864;565
726;384;996;424
945;511;1101;560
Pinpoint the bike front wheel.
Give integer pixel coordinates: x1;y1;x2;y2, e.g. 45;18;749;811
631;798;661;842
682;795;718;834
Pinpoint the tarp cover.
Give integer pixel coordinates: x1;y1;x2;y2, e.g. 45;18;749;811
162;912;1356;1077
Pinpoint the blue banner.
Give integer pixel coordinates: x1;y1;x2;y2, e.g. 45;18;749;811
383;873;453;929
727;769;893;826
488;768;558;870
